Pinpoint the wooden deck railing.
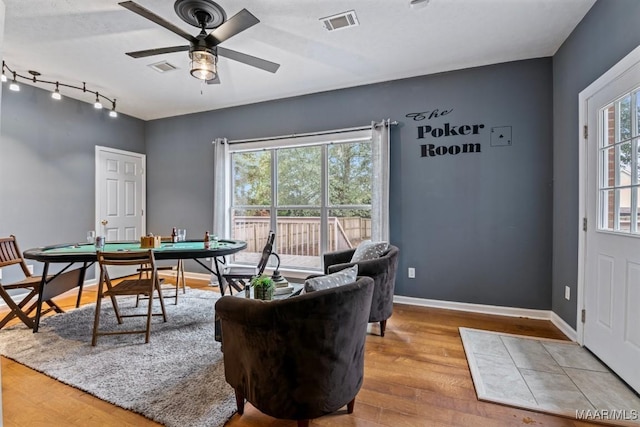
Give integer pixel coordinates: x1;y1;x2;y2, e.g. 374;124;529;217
232;216;371;256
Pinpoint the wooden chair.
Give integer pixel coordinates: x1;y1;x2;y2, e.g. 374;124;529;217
221;231;275;295
136;237;185;306
0;235;64;329
92;250;167;346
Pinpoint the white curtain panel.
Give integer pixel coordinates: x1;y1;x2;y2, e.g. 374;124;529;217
371;119;391;242
212;138;230;238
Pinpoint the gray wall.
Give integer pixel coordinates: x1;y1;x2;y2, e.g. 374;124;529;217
146;58;553;309
0;83;145;279
552;0;640;328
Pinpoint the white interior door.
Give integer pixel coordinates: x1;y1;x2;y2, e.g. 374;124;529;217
95;146;145;241
582;49;640;393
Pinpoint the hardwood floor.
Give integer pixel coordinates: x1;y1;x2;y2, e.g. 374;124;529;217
1;278;602;426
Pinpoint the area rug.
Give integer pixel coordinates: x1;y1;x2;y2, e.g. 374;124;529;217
460;328;640;426
0;288;236;427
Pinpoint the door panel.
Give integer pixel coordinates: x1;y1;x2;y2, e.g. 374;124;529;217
96;147;145;277
595;254;613;329
625;262;640;348
584;54;640;393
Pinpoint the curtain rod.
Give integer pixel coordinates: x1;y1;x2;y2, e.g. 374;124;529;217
227;120;398;145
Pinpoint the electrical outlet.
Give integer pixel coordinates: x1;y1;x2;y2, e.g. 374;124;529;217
408;267;415;278
27;264;34;275
565;286;571;301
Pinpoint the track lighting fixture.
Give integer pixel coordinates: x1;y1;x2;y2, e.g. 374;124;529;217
9;72;20;91
94;92;103;109
1;61;119;118
109;100;118;118
52;82;62;100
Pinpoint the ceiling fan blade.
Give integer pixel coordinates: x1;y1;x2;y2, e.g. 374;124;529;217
204;9;259;46
119;1;196;43
126;45;190;58
207;75;221;85
217;47;280;73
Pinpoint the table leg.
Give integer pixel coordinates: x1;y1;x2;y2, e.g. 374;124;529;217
33;262;50;333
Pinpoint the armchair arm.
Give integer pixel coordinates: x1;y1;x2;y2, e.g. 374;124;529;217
327;256;390;277
323;248;356;274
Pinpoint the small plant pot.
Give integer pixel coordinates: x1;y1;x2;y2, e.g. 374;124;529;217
254;286;274;301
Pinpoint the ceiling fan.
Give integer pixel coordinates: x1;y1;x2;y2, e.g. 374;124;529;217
119;0;280;84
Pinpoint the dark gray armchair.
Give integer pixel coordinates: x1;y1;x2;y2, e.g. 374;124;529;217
215;277;374;427
323;245;399;337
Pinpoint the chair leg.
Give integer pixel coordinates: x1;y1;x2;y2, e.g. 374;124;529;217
145;288;154;344
297;420;310;427
380;319;387;337
0;288;37;329
135;263;150;308
234;389;245;415
155;276;168;322
92;275;106;346
347;397;356;414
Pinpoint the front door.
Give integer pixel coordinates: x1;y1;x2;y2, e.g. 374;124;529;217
583;48;640;393
95;146;146;241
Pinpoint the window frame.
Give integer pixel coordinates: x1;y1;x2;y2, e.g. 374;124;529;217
227;128;376;273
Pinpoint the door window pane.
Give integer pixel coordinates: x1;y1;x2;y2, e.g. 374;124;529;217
598;88;640;235
600;190;614;231
619;95;631;142
618;142;632;186
601;147;615;188
617;188;631;232
604;105;615;147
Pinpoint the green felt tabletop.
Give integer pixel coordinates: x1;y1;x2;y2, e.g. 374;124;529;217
24;239;247;263
43;241;230;254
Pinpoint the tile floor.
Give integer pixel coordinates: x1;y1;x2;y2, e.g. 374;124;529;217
460;328;640;426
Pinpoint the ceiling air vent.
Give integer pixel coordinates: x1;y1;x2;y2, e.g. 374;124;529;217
320;10;359;32
148;61;179;73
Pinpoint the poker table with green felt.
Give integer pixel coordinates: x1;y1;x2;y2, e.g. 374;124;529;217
23;239;247;332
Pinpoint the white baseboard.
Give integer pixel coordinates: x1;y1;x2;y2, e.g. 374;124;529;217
393;295;577;342
393;295;552;320
550;312;578;342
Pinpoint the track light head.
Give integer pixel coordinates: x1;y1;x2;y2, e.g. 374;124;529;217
94;92;103;109
52;82;62;100
109;99;118;118
9;72;19;91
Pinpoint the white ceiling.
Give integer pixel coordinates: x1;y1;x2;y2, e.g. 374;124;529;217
2;0;595;121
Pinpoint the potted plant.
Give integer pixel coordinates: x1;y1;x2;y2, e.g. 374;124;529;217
251;275;275;300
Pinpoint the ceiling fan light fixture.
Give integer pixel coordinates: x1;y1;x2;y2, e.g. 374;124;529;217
190;49;217;81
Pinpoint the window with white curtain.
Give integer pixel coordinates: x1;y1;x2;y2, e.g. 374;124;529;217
214;122;390;273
